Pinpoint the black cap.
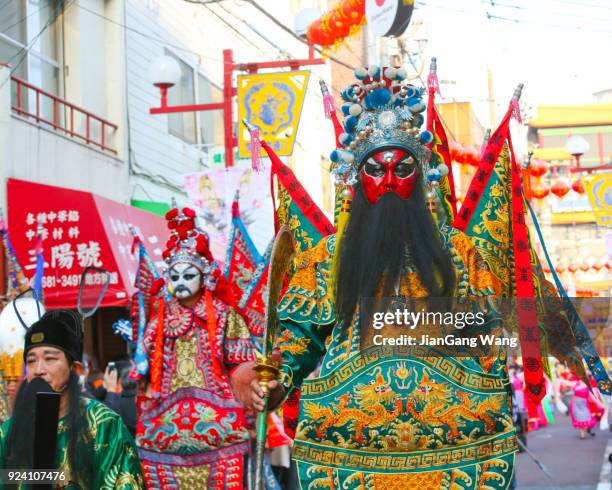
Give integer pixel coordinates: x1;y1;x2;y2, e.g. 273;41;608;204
24;310;83;362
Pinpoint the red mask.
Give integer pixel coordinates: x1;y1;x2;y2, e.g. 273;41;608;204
359;148;418;204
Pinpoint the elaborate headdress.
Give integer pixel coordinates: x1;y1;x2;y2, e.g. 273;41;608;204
329;65;449;187
162;203;219;290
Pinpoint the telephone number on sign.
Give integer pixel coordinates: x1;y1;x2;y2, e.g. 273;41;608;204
0;470;66;483
42;275;81;288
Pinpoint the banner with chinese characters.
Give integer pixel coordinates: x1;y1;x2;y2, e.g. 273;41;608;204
583;173;612;226
237;71;310;158
6;179;167;308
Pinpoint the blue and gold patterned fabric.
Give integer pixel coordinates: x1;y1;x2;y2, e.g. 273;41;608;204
275;226;517;490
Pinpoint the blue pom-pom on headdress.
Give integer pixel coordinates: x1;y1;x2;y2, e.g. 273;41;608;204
339;132;352;145
404;87;417;98
368;66;381;79
354;67;368;80
344;115;358;132
369;88;391;108
341;88;351;102
330;150;340;162
341;103;351;116
412;113;424;127
420;131;434;144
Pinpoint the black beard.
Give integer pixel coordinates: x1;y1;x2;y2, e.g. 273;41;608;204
2;373;94;487
335;180;456;327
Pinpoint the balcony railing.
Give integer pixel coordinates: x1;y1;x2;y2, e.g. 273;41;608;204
11;75;118;155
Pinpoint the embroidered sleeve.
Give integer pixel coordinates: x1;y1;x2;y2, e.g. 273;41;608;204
223;307;256;368
90;401;145;489
275;319;333;395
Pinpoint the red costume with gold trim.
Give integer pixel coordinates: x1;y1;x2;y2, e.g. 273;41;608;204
135;205;255;489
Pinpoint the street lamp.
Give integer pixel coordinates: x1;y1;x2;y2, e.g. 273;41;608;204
148;55;181;108
565;135;589;168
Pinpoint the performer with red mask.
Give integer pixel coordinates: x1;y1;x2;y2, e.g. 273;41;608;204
232;66;517;488
135;205;256;489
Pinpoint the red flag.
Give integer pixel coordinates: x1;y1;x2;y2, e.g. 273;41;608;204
455;103;546;416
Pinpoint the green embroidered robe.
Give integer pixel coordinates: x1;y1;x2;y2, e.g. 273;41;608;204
0;397;144;489
275;225;517;490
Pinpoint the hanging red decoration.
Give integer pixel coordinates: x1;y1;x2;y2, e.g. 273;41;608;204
542;263;551;273
529;160;547;178
568;264;578;274
592;260;604;272
605;260;612;271
341;0;365;23
555;264;566;274
307;0;366;48
532;187;550;199
551;180;570;198
579;262;590;272
307;19;336;47
571;179;585;194
328;9;351;38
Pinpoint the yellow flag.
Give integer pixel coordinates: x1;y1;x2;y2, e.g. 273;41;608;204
238;71;310;158
583;172;612;226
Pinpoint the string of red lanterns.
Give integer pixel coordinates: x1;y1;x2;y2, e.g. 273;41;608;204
526;160;585;200
307;0;365;48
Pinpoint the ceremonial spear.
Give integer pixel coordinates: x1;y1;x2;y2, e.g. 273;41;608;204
243;117;295;490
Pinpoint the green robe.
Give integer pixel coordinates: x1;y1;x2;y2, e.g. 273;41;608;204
0;397;144;489
275;227;517;490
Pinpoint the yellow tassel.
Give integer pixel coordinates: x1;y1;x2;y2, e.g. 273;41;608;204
331;186;353;296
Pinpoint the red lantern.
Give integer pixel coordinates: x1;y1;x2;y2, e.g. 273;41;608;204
542;263;551;273
532;187;550;199
579;262;590;272
605;260;612;271
307;18;336;46
529;160;547;178
571;179;585;194
555;264;566;274
328;9;351;38
592;260;604;272
341;0;365;24
551;180;570;198
568;264;578;274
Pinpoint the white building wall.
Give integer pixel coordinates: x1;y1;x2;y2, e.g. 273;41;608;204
123;0;334;250
0;1;130;208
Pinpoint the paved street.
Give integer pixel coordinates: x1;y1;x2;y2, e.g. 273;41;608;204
516;411;611;489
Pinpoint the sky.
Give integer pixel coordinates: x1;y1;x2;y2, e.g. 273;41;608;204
406;0;612;128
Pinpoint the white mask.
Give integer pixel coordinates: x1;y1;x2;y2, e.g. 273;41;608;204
169;263;202;300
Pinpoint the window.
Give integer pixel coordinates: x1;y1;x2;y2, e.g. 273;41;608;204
0;0;62;117
166;50;197;144
197;73;223;150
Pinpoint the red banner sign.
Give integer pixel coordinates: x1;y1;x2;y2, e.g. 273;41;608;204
7;179;167;308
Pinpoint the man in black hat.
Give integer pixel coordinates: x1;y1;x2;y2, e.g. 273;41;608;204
0;310;144;489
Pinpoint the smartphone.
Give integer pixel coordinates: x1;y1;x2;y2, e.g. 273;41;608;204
107;362;117;373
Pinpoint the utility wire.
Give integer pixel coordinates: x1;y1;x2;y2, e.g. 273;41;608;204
0;2;50;35
75;2;225;64
243;0;354;70
1;0;74;90
485;0;612;24
417;0;612;35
